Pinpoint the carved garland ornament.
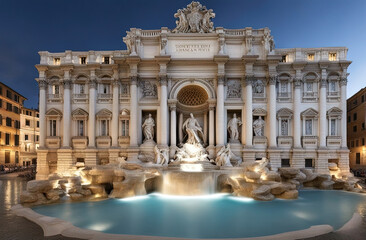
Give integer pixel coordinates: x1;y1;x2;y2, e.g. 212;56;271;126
172;1;215;33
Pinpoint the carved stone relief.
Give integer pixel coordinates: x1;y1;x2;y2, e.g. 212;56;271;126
140;80;157;98
227;80;241;98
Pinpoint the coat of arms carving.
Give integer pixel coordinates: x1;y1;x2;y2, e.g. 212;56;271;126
173;1;215;33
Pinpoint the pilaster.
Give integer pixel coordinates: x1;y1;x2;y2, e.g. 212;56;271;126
36;149;49;180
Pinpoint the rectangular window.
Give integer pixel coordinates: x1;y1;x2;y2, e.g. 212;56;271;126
351;141;354;148
348;116;351;123
306;82;313;92
121;120;129;137
362;95;365;103
52;85;59;95
14;120;20;129
77;120;84;136
79;84;85;94
330;82;336;92
281;55;289;63
281;159;290;167
54;58;61;65
356;140;359;147
353;113;357;121
305;159;313;168
6;102;12;111
6;90;12;99
37;121;39;128
330;119;336;136
363;138;365;146
329;53;337;61
0;99;2;108
80;57;87;64
307;53;314;61
6;117;11;127
15;151;19;164
25;119;30;126
49;120;57;136
362;122;365;130
305;119;312;135
14;94;19;103
103;56;110;64
13;106;19;114
280;119;289;136
356;153;361;164
101;120;109;136
36;135;39;142
0;86;2;95
353;125;357;132
14;135;19;146
5;133;10;145
25;134;28;141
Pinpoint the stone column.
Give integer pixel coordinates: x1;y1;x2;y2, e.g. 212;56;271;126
62;79;71;148
111;79;119;147
168;100;177;147
319;67;327;148
88;79;96;148
203;111;208;144
268;75;277;148
178;112;183;144
207;99;216;157
340;77;348;148
241;79;246;145
245;76;253;147
159;75;168;147
293;78;302;148
129;76;138;147
38;79;47;148
216;75;225;146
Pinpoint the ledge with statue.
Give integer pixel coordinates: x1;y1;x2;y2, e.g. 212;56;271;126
18;113;366;206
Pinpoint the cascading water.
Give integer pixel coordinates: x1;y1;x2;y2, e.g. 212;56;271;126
160;167;218;195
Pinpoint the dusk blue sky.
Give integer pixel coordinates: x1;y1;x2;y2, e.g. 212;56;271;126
0;0;365;108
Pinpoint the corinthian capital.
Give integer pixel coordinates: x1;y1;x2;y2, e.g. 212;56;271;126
294;78;302;88
340;77;348;86
63;79;72;89
37;79;47;90
130;76;138;85
158;74;168;86
217;75;226;85
244;75;255;86
268;75;278;85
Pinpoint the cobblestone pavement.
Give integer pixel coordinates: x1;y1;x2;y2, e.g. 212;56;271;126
0;173;365;240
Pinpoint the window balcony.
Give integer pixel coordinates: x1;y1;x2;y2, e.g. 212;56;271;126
72;136;88;149
96;136;111;148
326;136;341;149
47;94;63;103
118;136;130;146
253;136;267;148
301;136;318;149
277;92;292;102
45;136;61;149
73;94;89;103
302;92;318;102
277;136;293;148
253;93;266;103
327;91;340;102
98;93;113;103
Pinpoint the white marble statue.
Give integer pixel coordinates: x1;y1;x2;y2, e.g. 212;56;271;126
215;144;242;167
182;113;204;144
154;145;169;165
253;116;265;136
117;157;126;168
227;113;242;142
142;114;155;142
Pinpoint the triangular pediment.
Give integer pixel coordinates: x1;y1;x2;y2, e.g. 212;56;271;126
96;108;112;117
327;107;342;116
253;108;267;116
301;108;318;118
277;108;293;118
72;108;88;117
46;108;62;117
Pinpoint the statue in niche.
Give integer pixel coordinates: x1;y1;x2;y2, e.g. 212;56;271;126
182;113;204;144
227;113;242;142
253;116;265;136
142;114;155;142
253;80;264;94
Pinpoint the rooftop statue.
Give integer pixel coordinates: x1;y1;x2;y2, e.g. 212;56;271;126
172;1;215;33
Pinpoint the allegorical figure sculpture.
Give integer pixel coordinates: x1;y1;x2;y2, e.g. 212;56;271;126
142;114;155;142
253;116;265;136
182;113;204;144
154;145;169;165
227;113;242;142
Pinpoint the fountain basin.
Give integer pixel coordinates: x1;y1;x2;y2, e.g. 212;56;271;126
19;190;366;239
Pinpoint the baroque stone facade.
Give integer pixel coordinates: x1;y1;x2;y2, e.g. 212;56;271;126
35;1;351;179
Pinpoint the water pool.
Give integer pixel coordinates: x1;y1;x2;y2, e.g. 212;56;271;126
32;190;366;239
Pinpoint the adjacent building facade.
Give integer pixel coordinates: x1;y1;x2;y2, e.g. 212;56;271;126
347;87;366;168
0;82;26;165
35;2;351;179
19;107;40;166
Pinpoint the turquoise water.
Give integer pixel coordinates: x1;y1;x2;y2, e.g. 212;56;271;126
32;190;366;239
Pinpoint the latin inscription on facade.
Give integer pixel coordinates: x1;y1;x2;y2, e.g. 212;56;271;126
175;44;211;53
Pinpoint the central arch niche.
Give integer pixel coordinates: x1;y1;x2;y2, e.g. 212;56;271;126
177;85;208;106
